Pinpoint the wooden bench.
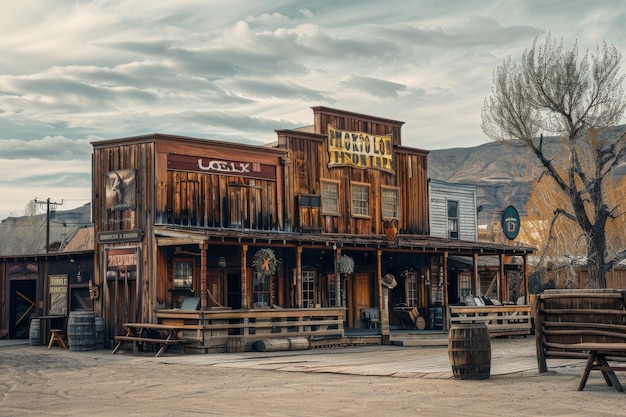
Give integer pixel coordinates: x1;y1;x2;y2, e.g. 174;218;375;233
563;343;626;392
535;289;626;391
112;323;188;357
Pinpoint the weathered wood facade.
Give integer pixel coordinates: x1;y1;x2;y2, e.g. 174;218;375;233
86;106;533;351
0;252;93;340
429;179;478;241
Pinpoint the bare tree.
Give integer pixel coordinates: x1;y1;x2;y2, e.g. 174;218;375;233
24;200;38;216
482;34;626;288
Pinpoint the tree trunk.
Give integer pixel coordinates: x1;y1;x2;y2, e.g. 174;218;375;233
586;231;607;289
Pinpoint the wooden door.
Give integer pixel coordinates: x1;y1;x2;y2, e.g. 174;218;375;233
106;271;138;340
350;273;372;329
9;280;36;338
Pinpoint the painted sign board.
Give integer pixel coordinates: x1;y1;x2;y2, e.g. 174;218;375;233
501;205;520;240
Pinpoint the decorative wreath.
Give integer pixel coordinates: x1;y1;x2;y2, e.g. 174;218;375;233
338;254;354;274
253;248;278;275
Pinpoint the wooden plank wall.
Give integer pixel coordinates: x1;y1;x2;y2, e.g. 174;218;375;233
284;111;429;236
92;140;155;324
154;140;284;231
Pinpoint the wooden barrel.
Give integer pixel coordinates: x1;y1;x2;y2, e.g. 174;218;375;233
94;317;105;349
67;311;96;351
448;323;491;379
29;318;40;346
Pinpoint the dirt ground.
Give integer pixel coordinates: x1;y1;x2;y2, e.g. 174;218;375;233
0;337;624;417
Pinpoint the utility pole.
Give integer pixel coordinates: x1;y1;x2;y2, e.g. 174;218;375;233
34;198;63;253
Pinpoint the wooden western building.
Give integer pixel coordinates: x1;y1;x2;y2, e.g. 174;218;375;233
86;106;534;352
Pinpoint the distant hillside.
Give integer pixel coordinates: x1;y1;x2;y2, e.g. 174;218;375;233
428;141;536;225
428;126;626;227
0;203;92;256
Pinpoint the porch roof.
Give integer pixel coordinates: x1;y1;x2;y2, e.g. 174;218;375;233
153;226;534;257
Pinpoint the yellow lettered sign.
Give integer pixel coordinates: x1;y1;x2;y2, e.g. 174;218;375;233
327;125;394;173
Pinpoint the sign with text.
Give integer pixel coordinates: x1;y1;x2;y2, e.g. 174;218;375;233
327;125;394;173
167;153;277;180
48;274;68;315
501;205;521;240
98;229;143;243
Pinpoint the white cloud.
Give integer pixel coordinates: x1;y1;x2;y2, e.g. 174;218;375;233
1;0;626;218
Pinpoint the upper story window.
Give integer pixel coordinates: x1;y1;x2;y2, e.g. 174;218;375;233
351;183;370;218
321;180;340;215
448;200;459;240
381;187;400;220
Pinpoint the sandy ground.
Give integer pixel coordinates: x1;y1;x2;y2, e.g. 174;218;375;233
0;337;624;417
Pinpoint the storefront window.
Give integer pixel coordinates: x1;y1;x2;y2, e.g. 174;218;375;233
302;270;315;308
405;271;418;307
173;259;194;289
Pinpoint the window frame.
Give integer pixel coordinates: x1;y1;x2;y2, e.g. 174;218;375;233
320;179;340;216
447;199;459;240
173;258;195;289
381;186;400;221
405;271;418;307
302;269;316;308
351;182;371;219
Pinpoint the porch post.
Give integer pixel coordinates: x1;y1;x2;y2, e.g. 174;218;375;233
334;246;342;307
241;244;248;309
523;254;529;304
377;249;389;343
442;251;449;330
498;254;504;301
296;246;302;308
200;243;208;309
472;252;480;296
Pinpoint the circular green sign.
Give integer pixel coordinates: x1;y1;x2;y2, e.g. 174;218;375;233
501;205;520;240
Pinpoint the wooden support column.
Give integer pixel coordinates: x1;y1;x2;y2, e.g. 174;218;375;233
200;243;208;309
523;254;529;304
472;252;480;296
442;251;449;330
296;246;302;308
377;249;390;343
281;156;292;232
498;254;504;301
334;246;342;307
241;245;248;309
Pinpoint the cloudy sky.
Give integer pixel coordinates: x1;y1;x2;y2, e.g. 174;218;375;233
1;0;625;220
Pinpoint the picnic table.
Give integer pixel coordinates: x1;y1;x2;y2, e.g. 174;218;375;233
112;323;188;357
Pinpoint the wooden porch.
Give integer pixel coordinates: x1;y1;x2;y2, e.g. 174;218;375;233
149;304;532;354
155;307;345;353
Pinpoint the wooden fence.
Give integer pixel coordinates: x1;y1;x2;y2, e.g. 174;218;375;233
155;307;344;353
448;305;532;337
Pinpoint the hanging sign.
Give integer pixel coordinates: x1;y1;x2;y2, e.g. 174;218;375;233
501;205;521;240
48;274;68;315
